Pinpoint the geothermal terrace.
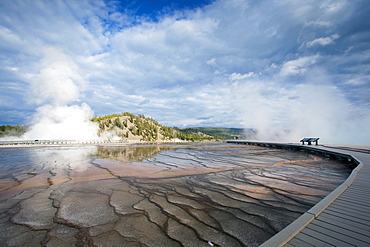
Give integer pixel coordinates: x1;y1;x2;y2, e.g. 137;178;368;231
0;140;368;246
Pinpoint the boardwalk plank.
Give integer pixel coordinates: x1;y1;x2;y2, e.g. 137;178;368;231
288;235;317;247
339;194;370;202
319;212;370;233
323;210;370;228
311;220;370;244
299;228;356;247
337;195;370;204
325;206;369;219
327;207;370;220
290;232;333;246
333;198;370;211
334;191;369;199
330;201;370;214
355;174;370;179
340;189;370;195
342;187;370;194
347;175;368;182
336;194;370;203
352;180;370;185
341;190;370;197
359;173;370;177
343;186;369;192
341;193;368;198
345;184;369;191
325;205;370;219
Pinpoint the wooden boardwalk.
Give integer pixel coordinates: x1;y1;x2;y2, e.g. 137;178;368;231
227;141;370;247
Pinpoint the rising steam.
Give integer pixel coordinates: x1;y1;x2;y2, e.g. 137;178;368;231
21;47;99;140
234;71;370;145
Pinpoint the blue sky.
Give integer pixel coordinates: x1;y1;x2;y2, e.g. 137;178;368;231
0;0;370;143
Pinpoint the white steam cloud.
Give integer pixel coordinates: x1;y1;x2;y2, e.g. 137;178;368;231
21;47;99;140
232;69;370;145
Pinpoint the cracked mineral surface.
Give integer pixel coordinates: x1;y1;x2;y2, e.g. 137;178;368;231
0;143;351;246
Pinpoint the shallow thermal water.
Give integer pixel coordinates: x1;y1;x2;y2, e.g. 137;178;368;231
0;143;351;246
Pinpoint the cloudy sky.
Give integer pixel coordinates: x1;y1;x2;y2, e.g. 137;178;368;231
1;0;369;143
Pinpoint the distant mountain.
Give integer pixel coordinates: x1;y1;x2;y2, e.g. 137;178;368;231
182;127;255;140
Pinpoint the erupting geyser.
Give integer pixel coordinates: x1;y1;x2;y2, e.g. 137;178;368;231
20;47;99;140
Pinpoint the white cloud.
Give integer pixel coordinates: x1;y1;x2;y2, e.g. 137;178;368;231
279;55;319;76
206;58;217;66
320;1;347;14
305;21;333;28
230;72;256;81
0;26;23;50
305;34;340;47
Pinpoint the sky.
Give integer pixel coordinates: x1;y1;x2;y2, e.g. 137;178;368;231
0;0;370;144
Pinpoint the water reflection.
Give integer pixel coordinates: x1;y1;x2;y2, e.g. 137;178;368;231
0;144;351;246
95;145;174;162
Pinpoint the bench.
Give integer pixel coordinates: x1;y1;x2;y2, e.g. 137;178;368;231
300;138;319;145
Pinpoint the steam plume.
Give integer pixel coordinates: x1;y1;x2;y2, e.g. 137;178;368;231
234;73;370;145
21;47;99;140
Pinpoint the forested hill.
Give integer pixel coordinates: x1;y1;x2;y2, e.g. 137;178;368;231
0;125;28;138
91;112;214;141
182;127;250;140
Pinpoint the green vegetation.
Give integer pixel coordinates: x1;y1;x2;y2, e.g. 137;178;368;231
191;127;247;139
91;113;215;141
91;114;123;122
176;127;216;141
0;125;28;137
